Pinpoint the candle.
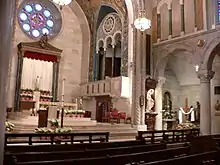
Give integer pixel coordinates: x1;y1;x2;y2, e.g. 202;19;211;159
76;98;78;109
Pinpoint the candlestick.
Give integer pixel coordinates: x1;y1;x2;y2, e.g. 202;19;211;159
76;98;78;109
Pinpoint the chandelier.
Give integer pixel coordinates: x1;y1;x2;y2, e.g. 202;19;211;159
52;0;72;6
134;10;151;31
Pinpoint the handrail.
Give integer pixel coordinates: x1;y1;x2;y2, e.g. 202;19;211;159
5;132;109;145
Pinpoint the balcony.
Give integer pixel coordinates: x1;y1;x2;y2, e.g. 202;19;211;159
80;76;130;98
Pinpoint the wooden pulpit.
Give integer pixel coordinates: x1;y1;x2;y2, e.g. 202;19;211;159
38;109;48;128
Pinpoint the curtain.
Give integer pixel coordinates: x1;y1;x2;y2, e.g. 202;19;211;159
21;58;53;91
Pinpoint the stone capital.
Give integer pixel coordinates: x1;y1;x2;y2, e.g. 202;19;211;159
197;70;214;83
157;77;166;88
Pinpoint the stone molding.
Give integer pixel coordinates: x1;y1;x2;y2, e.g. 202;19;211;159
157;76;166;88
197;69;215;83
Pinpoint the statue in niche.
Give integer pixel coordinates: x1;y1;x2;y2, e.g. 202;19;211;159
146;89;155;112
162;92;174;119
215;100;220;111
34;76;40;91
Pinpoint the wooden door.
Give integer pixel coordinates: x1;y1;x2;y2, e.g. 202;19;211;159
96;96;112;122
105;57;112;77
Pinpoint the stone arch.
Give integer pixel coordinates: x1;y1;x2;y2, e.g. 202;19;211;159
113;31;122;45
96;39;104;52
104;36;113;49
69;1;91;83
202;36;220;71
154;45;195;78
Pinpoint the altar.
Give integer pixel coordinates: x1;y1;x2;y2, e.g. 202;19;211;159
14;35;62;112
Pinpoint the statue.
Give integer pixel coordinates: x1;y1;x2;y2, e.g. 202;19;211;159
34;76;40;91
215;100;220;111
146;89;155;112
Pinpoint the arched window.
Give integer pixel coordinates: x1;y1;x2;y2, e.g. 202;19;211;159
218;0;220;23
18;0;62;39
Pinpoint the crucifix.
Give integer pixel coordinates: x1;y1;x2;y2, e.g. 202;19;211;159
179;98;194;123
183;98;190;122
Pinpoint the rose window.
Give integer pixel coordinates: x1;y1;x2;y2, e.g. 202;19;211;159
18;1;62;39
103;16;115;34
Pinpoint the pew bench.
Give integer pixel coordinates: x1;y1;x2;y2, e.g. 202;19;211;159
142;150;220;165
9;145;191;165
5;140;146;153
7;143;166;162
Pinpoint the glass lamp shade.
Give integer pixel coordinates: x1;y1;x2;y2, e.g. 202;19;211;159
134;17;151;31
52;0;72;6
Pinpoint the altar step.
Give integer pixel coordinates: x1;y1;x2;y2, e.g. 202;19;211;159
9;115;137;140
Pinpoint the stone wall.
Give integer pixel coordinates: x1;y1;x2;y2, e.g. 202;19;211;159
7;1;86;106
211;56;220;133
163;66;180;110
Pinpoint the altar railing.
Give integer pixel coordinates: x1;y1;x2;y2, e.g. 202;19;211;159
80;76;130;98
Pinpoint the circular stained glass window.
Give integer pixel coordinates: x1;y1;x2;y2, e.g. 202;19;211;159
18;0;62;40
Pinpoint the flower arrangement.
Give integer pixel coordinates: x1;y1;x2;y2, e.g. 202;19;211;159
162;109;176;119
64;109;85;115
34;127;73;133
5;122;14;132
48;119;59;128
175;122;199;130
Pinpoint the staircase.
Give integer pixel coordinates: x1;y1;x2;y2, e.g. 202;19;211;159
8;111;137;141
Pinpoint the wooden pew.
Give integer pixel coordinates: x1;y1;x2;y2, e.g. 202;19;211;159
8;143;166;162
188;135;217;154
142;150;219;165
5;140;146;153
11;145;191;165
5;132;109;145
137;129;200;144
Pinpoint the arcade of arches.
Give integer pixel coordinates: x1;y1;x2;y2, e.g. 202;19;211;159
2;0;220;160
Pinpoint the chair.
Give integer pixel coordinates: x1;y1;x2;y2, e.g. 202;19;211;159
102;110;110;123
119;112;126;123
110;110;120;123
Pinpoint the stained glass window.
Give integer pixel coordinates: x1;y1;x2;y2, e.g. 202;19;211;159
218;0;220;23
18;1;62;39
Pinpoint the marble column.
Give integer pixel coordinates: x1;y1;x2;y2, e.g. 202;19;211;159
134;30;141;126
155;77;166;130
197;70;214;135
179;0;185;35
168;3;172;39
0;0;15;164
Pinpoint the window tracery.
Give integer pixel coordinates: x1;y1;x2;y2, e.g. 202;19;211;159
18;1;62;40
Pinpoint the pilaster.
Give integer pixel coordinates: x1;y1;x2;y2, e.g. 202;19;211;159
197;69;214;135
155;77;166;130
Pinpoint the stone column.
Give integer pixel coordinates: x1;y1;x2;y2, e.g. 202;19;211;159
168;3;172;39
197;70;214;135
134;30;141;126
179;0;185;36
155;77;166;130
102;48;106;79
156;11;161;42
0;0;15;164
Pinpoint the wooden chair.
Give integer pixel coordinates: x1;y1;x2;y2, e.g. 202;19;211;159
102;110;110;123
110;110;120;123
119;112;126;123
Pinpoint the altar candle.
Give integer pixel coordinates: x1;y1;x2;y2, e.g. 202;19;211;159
76;98;78;109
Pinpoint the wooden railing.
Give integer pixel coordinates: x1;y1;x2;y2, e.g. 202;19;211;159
137;129;200;144
5;132;109;145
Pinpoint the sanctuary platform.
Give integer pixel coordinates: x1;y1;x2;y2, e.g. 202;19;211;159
7;111;136;141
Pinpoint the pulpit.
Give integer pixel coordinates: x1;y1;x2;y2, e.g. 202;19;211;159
145;112;158;130
38;109;48;128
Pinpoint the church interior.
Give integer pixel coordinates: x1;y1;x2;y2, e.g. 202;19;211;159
2;0;220;164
